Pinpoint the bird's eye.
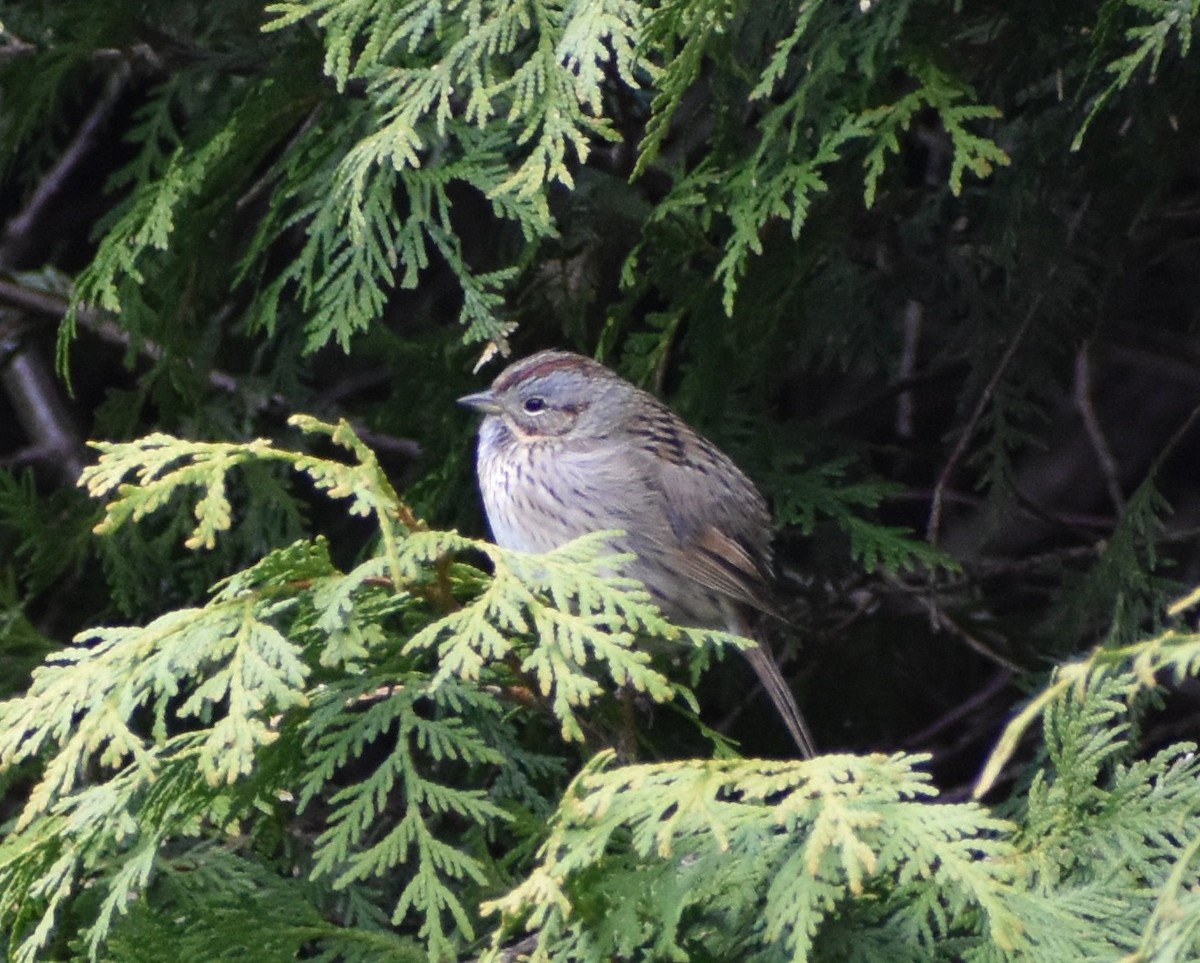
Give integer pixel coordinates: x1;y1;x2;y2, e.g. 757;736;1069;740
523;396;547;413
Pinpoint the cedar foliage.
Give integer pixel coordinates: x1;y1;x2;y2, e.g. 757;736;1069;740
2;0;1200;959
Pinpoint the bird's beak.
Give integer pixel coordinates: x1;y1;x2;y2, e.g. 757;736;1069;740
457;390;502;415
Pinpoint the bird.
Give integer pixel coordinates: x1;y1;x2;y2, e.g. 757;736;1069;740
459;349;816;757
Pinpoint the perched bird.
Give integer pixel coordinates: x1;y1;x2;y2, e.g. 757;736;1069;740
459;349;816;757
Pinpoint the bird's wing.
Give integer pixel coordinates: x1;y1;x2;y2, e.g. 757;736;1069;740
627;400;780;619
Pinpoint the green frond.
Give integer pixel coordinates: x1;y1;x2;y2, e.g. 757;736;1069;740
977;627;1200;797
407;532;694;741
298;680;508;955
860;64;1010;205
635;0;737;174
10;1;1200;960
483;750;1025;961
257;0;648;352
1075;0;1200;149
1050;477;1174;646
771;456;958;575
3;419;748;959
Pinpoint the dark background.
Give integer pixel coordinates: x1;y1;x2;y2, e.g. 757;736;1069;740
3;0;1200;799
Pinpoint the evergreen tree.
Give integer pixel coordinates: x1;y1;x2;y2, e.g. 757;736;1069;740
3;1;1200;959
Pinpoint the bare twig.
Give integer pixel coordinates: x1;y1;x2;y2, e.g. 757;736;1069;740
0;280;424;460
0;280;240;393
925;294;1040;547
0;318;86;482
0;66;130;268
0;279;82;318
464;934;540;963
1146;397;1200;478
967;543;1103;579
1074;341;1125;514
235;103;324;210
896;300;922;438
1064;192;1093;247
927;194;1093;547
904;669;1014;748
886;574;1025;674
0;28;36;60
818;367;951;431
354;427;422;461
0;66;132;483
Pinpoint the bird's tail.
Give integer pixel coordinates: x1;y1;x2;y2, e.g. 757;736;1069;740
740;643;818;759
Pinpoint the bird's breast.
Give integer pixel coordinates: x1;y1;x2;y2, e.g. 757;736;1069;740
476;432;644;551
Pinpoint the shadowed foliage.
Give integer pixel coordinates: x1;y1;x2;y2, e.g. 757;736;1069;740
3;1;1200;959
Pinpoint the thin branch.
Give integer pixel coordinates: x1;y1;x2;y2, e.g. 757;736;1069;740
1074;341;1125;514
0;29;36;60
0;279;82;318
0;327;86;482
817;364;951;431
0;67;133;485
236;104;324;210
465;934;540;963
927;194;1094;547
886;573;1025;674
896;299;922;438
967;543;1103;580
0;280;424;460
1146;397;1200;479
936;611;1023;674
904;669;1014;748
0;280;241;392
0;65;131;268
925;294;1040;547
